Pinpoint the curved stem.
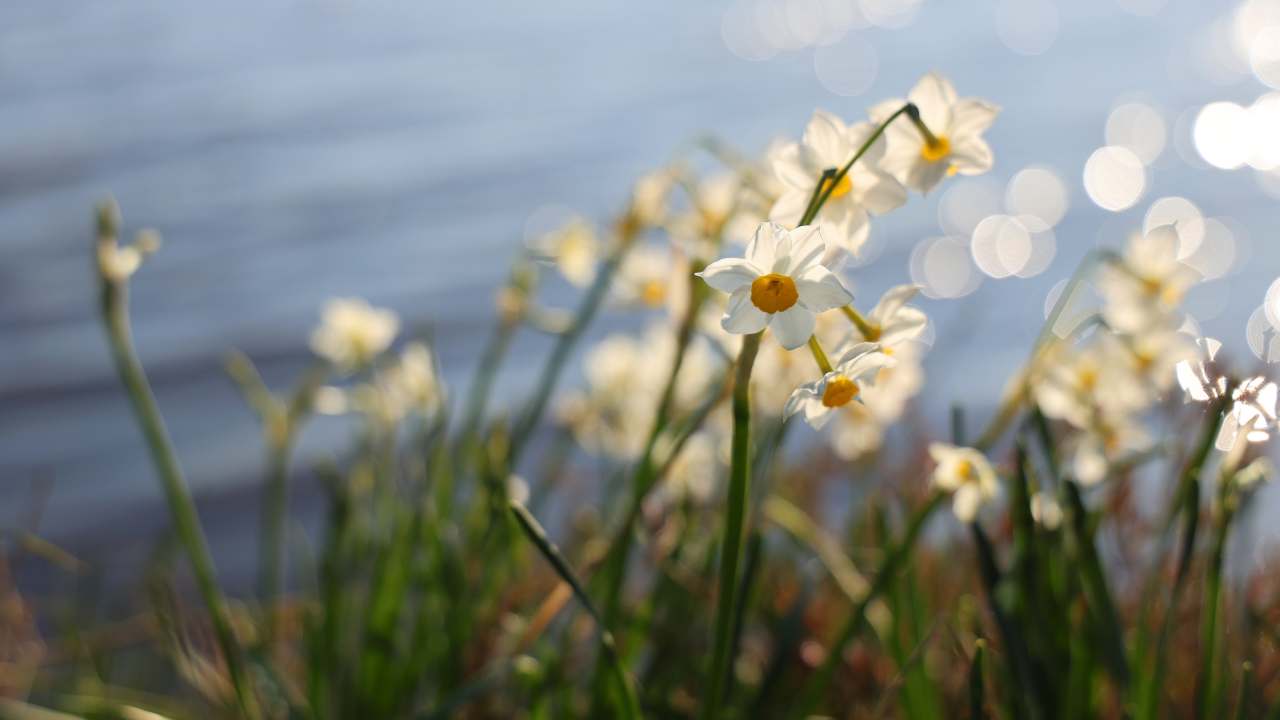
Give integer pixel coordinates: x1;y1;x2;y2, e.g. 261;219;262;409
798;103;915;227
806;335;834;374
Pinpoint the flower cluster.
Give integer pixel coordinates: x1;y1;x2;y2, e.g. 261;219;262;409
1033;223;1200;484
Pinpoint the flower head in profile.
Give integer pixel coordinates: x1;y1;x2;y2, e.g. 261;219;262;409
872;72;1000;194
696;222;853;350
768;110;907;256
1217;375;1279;450
929;443;999;523
1099;225;1199;333
530;216;598;287
309;297;400;370
784;343;894;429
851;284;929;349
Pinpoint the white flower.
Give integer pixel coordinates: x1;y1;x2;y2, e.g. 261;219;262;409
385;342;444;413
1030;492;1062;530
828;342;924;459
872;72;1000;194
1099;225;1199;333
1176;336;1229;403
768;110;907;255
614;244;683;310
97;229;161;282
309;298;400;370
849;284;928;348
1070;413;1150;485
928;443;999;523
631;168;677;226
1216;375;1279;450
696;222;853;350
784;343;894;429
531;217;598;287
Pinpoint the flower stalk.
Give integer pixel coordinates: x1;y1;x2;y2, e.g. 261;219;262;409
702;330;762;720
798;103;916;226
94;202;256;716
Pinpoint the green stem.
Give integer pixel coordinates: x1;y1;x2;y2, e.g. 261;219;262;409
702;331;762;720
94;205;255;716
840;305;879;341
798;103;915;227
508;501;642;720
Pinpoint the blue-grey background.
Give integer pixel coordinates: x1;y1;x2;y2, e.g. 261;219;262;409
2;1;1277;577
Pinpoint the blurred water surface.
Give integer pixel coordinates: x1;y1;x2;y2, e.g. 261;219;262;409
2;1;1278;566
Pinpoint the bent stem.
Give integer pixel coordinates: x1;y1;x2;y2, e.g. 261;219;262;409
702;331;762;720
508;501;641;720
94;204;255;716
798;103;915;226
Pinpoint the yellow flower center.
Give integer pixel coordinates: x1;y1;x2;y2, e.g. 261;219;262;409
750;273;799;314
1078;367;1098;392
822;170;853;199
956;459;974;482
821;375;860;407
920;135;952;163
641;279;666;307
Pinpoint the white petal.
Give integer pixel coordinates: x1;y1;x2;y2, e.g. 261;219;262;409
869;98;906;124
697;258;758;293
784;381;821;418
841;349;895;381
804;400;837;429
952;484;981;523
804;109;850;164
768;190;810;227
771;143;816;190
949;98;1000;138
796;266;853;311
949;138;994;175
785;225;828;275
723;287;769;334
769;305;816;349
856;171;908;215
906;159;950;194
879;306;928;346
908;72;957;132
745;222;783;270
872;284;921;322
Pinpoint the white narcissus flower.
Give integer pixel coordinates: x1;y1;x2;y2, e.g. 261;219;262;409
784;343;894;429
1030;491;1063;530
768;110;907;256
531;217;598;287
829;342;925;459
1216;375;1279;450
1099;225;1200;333
872;72;1000;194
310;298;400;370
850;284;928;349
696;222;853;350
928;443;999;523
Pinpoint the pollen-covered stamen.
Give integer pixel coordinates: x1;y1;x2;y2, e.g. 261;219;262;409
821;169;853;199
821;375;860;407
750;273;799;314
955;459;974;482
920;135;952;163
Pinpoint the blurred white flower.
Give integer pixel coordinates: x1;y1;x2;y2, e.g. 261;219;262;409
631;168;677;226
768;110;907;256
1098;225;1199;333
1070;412;1151;485
385;342;444;413
531;217;598;287
828;342;925;459
1175;336;1229;403
1216;375;1279;450
655;432;719;506
310;298;400;370
783;343;894;429
507;474;531;505
872;72;1000;194
614;244;684;310
929;443;999;523
697;222;853;350
1030;491;1062;530
559;323;721;459
97;229;161;282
